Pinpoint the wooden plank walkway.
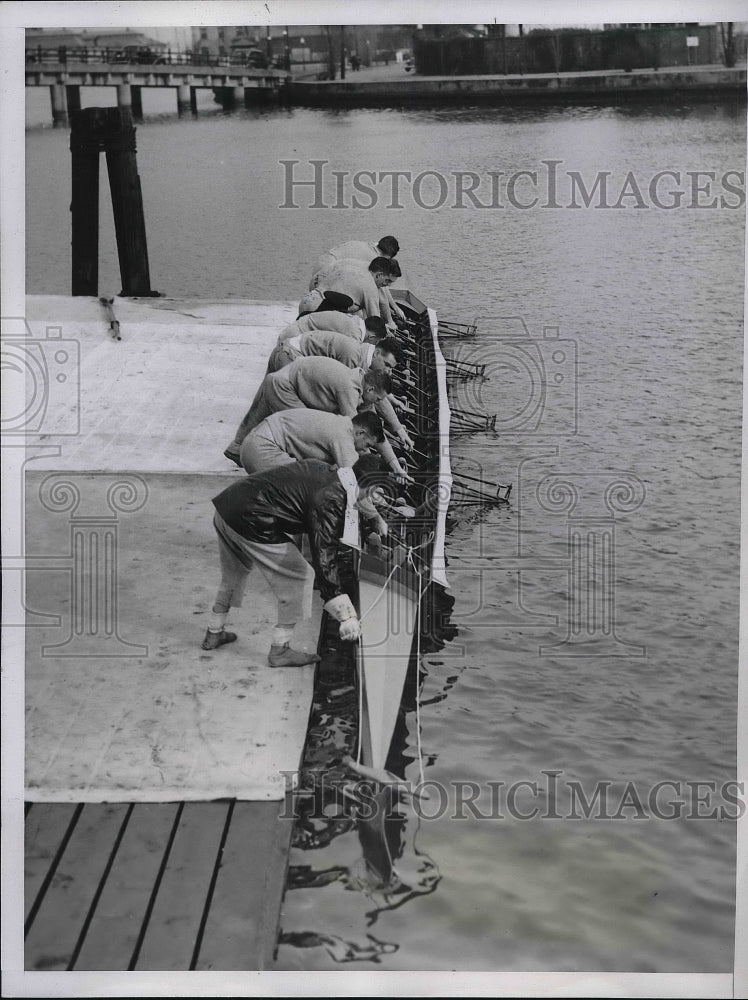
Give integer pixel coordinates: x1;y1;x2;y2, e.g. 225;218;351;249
24;799;294;970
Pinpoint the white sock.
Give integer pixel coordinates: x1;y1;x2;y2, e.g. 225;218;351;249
208;611;227;633
272;625;294;647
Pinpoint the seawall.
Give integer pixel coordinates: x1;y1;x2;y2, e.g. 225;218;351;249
288;64;747;107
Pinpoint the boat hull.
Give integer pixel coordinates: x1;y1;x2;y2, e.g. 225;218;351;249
355;293;451;771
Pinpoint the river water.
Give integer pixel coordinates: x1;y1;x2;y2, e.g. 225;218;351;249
25;87;745;975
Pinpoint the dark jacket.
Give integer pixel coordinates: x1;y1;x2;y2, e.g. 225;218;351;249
212;459;356;603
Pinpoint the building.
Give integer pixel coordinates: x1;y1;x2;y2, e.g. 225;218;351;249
26;26;191;56
190;25;414;75
413;21;733;75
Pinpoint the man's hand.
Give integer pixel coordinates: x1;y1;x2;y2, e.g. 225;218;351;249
372;514;389;537
392;398;415;416
339;617;361;642
397;428;415;451
392;465;414;484
324;593;362;643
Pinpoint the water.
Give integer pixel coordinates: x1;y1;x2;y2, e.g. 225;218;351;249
25;88;745;974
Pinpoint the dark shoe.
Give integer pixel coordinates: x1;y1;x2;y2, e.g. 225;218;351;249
267;643;320;668
223;447;242;467
202;628;237;650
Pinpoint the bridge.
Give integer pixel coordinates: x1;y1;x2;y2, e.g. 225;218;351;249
26;47;291;124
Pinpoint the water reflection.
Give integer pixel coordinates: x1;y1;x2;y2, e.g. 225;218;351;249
278;929;398;964
279;587;456;964
285;776;442;957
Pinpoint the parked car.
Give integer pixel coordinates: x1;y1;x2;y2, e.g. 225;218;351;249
113;45;165;64
231;46;269;68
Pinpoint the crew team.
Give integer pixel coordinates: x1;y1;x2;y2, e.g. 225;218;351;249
203;236;415;668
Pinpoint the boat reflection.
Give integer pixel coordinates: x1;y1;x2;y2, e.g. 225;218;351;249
278;577;457;965
278;928;398;964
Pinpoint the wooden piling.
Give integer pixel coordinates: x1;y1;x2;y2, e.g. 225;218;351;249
190;86;199;114
131;86;143;121
70;109;100;295
66;85;81;115
69;107;153;298
103;110;153;296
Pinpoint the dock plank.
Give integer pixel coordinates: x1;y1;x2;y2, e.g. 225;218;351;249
133;801;230;970
24;803;130;971
71;803;181;971
194;800;293;970
24;803;81;924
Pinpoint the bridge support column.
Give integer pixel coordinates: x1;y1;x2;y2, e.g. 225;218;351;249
190;86;199;115
66;85;81;115
176;84;191;116
131;86;143;121
116;83;132;108
50;84;68;127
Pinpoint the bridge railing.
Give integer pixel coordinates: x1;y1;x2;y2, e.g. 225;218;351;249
25;46;283;70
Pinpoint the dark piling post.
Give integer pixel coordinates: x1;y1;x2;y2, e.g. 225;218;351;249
103;109;153;296
190;86;199;114
70;109;101;295
69;107;153;297
131;85;144;120
66;85;81;114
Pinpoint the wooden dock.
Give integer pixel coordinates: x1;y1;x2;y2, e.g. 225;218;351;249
15;295;318;970
12;290;453;974
25;799;292;970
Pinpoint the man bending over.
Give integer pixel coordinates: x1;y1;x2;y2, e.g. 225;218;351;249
203;454;393;665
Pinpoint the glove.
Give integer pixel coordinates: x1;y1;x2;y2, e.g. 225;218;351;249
324;593;361;643
324;593;357;622
339;617;361;642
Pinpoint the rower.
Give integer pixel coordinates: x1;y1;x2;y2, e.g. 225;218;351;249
309;235;407;329
223;358;392;464
298;256;398;321
240;405;410;495
203;455;394;665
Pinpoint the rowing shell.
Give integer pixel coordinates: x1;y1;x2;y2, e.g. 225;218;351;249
355;292;452;770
